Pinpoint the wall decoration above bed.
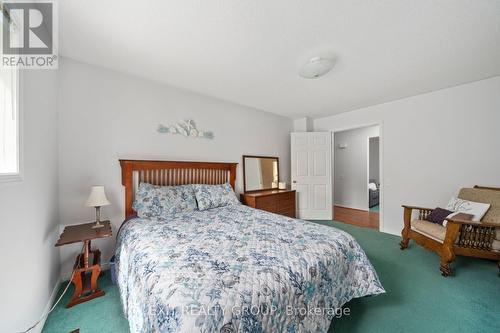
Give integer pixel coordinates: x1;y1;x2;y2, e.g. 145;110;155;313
157;119;214;139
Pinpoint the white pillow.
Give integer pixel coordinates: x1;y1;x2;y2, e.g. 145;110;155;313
443;197;490;226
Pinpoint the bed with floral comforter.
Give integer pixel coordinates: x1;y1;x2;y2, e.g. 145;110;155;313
116;204;384;333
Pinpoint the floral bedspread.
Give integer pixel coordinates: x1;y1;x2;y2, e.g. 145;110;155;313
116;204;384;333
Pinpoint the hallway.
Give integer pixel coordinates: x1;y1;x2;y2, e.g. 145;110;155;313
333;205;379;229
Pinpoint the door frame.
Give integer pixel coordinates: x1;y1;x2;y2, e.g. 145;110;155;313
331;122;384;232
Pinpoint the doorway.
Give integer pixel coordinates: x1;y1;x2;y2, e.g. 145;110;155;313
333;125;380;229
368;136;380;213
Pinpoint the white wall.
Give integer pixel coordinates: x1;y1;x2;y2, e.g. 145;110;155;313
369;137;380;183
293;117;313;132
314;76;500;235
0;70;59;332
333;125;379;210
57;58;293;276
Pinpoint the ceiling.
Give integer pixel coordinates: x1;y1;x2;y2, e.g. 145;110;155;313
59;0;500;119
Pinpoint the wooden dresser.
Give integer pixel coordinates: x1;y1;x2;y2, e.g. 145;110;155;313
241;190;296;218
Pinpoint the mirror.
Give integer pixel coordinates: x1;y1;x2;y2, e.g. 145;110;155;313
243;155;279;192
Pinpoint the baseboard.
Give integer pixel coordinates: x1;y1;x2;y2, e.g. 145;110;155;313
379;226;401;236
33;276;62;333
60;262;110;281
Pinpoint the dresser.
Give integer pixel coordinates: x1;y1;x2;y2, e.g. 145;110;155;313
241;190;296;218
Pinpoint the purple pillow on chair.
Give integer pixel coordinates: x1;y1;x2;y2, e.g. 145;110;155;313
425;207;453;225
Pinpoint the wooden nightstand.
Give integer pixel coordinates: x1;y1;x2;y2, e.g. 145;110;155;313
241;190;296;218
55;221;112;307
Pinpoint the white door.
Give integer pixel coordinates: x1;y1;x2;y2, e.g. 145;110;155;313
291;132;332;220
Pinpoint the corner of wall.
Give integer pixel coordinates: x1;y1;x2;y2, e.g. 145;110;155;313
293;117;313;132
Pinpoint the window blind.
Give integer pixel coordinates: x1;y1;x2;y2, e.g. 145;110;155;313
0;67;19;174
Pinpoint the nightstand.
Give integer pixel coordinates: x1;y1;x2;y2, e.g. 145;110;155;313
55;221;112;307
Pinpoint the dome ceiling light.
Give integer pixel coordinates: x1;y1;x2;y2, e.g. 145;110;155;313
299;56;335;79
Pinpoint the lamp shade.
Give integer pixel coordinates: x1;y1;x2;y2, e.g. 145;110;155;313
85;185;110;207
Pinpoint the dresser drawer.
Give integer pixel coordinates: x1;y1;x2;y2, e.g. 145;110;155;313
277;208;296;218
241;190;296;218
278;191;295;205
255;195;278;212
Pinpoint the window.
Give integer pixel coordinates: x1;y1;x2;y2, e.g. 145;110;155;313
0;67;20;180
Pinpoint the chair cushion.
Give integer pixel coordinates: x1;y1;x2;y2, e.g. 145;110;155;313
411;219;446;242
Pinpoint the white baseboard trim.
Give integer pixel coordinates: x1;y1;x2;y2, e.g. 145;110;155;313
380;226;400;236
32;276;62;333
60;262;111;281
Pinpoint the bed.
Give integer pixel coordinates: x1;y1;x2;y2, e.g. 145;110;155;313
368;180;379;208
116;160;384;332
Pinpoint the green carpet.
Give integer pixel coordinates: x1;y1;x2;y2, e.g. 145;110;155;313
369;205;379;213
43;221;500;333
42;271;129;333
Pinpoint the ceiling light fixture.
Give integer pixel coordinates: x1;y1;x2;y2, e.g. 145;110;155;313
299;56;335;79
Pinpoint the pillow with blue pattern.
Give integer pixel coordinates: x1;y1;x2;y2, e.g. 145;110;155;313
133;183;198;218
193;183;240;211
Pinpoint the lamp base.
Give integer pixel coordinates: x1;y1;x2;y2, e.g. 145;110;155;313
92;207;105;229
91;221;105;229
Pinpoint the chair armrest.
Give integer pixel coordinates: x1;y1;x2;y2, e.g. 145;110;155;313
402;205;433;223
402;205;433;231
446;217;499;228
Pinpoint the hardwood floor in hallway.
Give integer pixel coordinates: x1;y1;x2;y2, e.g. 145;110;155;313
333;205;379;229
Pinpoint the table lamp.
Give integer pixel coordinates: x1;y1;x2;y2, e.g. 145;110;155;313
85;185;110;229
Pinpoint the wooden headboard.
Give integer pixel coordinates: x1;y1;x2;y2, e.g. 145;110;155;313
120;159;238;218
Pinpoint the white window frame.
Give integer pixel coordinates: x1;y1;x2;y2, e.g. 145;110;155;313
0;68;23;184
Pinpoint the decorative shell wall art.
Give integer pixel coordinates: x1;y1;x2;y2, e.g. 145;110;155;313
157;119;214;139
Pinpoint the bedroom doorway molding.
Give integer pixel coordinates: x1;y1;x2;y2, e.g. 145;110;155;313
331;122;384;232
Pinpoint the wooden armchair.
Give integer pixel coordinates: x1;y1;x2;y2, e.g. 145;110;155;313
400;186;500;276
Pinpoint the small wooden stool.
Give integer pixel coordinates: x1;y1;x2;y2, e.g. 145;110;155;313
55;221;112;307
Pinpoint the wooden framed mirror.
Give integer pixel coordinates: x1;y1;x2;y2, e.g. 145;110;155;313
242;155;279;193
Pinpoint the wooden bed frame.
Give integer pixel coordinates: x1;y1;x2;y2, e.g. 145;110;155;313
120;159;238;219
